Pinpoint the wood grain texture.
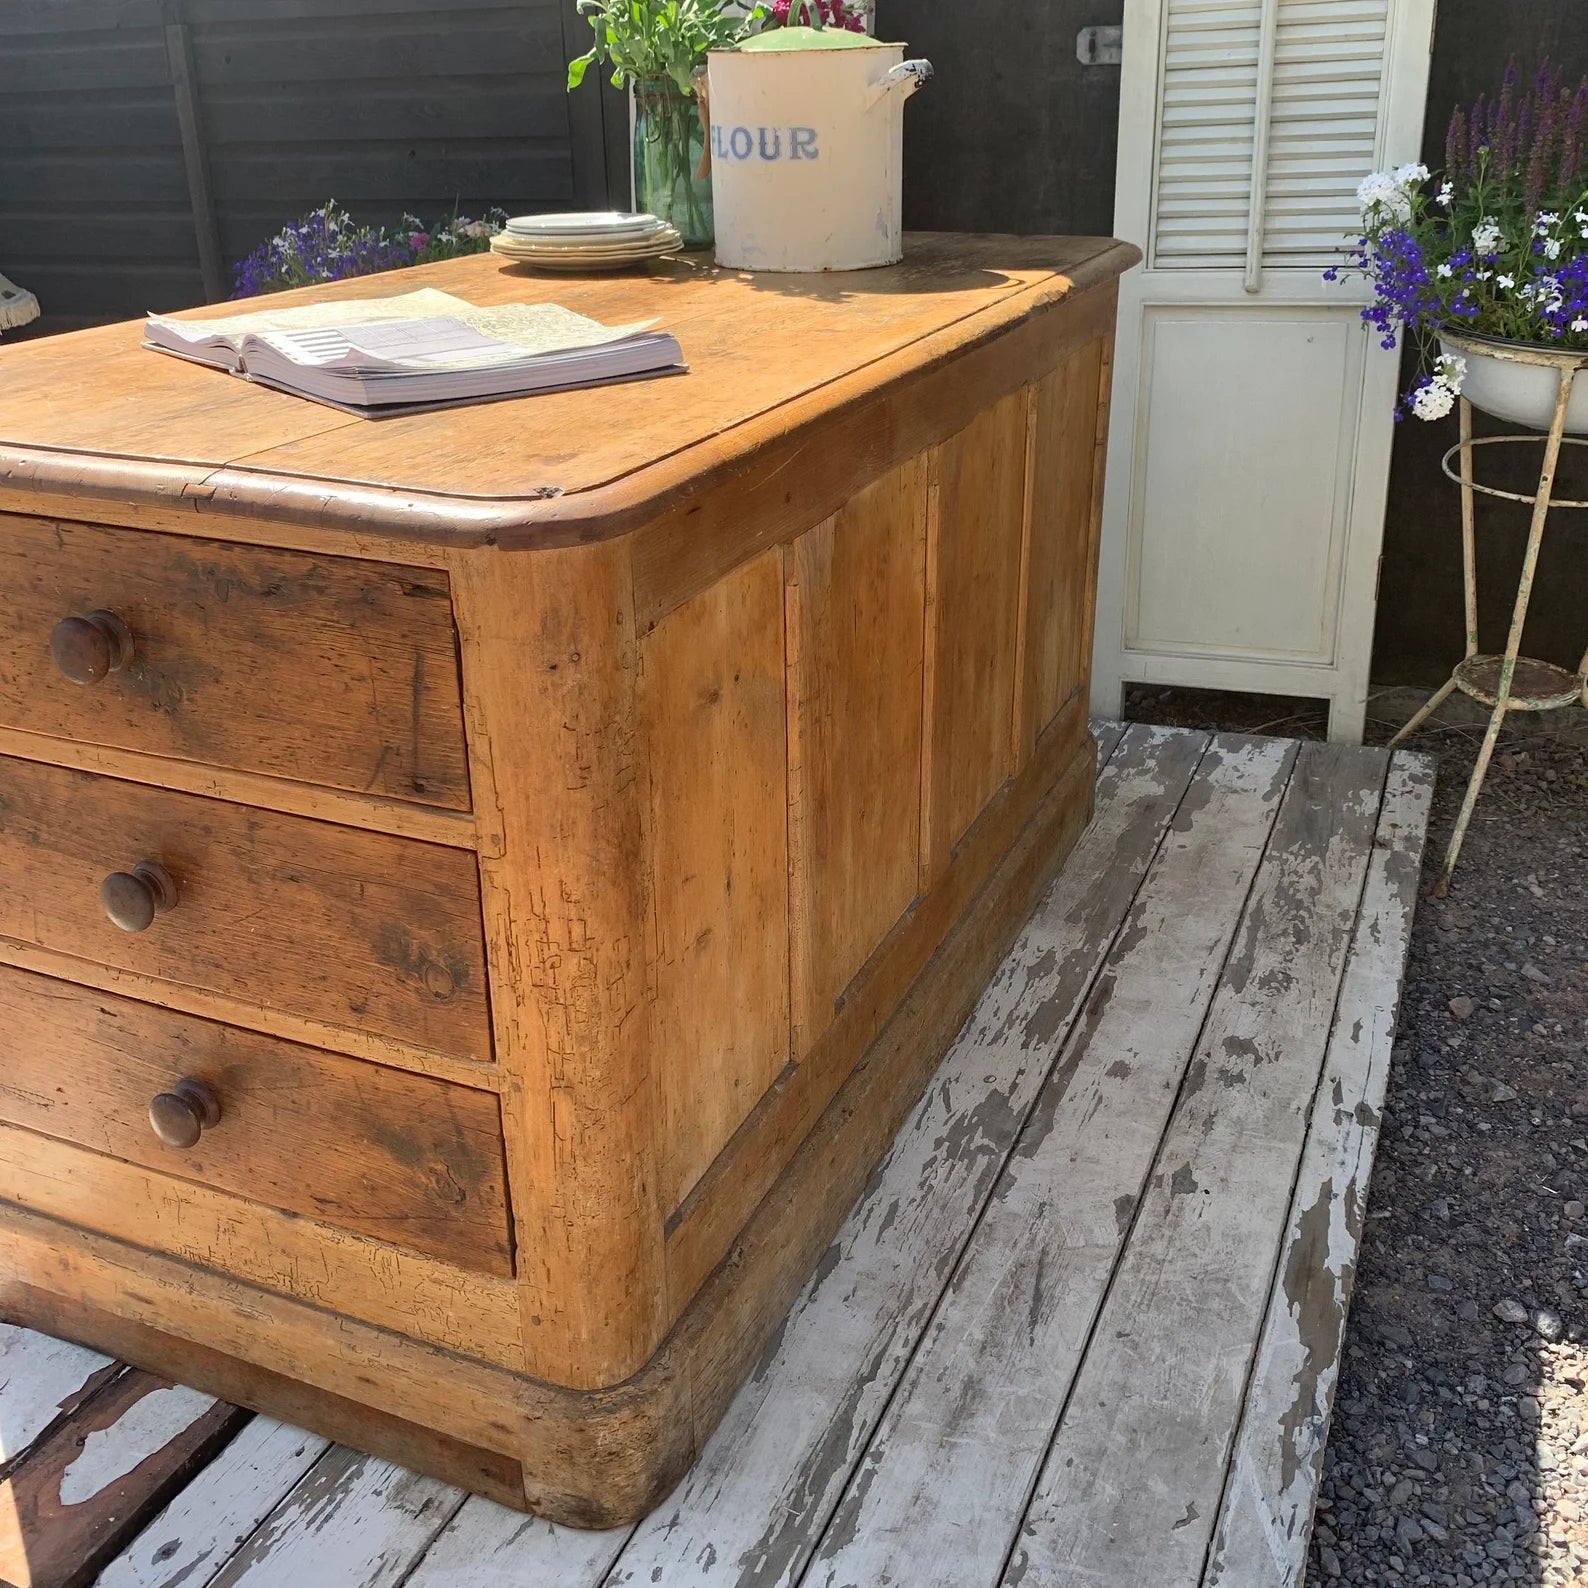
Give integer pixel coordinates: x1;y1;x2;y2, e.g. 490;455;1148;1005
0;239;1138;546
1205;753;1435;1588
0;1123;522;1366
0;968;513;1276
1009;743;1390;1588
642;547;789;1215
785;458;928;1059
0;724;476;850
0;1368;245;1588
808;735;1297;1588
0;1323;116;1470
1017;335;1109;761
921;388;1030;882
0;514;469;810
663;701;1094;1316
449;542;666;1390
0;756;492;1065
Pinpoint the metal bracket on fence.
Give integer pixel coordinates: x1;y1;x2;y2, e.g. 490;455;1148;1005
1076;26;1123;67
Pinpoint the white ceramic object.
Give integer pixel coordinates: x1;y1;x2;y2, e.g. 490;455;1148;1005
1441;336;1588;434
505;211;663;237
705;39;931;272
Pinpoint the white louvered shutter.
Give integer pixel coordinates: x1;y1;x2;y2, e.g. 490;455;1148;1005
1151;0;1391;274
1094;0;1434;744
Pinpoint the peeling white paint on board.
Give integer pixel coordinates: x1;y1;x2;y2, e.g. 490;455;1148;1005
59;1384;218;1504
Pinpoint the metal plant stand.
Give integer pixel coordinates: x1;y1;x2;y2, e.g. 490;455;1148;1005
1390;340;1588;894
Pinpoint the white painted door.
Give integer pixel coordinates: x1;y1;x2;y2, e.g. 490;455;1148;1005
1092;0;1436;742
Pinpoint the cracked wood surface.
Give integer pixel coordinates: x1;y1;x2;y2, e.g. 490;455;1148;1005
1204;756;1436;1588
1;726;1432;1588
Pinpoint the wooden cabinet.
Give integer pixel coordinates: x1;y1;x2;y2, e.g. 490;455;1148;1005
0;236;1135;1525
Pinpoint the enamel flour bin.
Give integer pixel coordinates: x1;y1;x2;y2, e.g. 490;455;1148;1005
705;30;932;273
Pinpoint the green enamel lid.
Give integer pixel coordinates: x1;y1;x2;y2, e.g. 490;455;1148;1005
739;25;886;51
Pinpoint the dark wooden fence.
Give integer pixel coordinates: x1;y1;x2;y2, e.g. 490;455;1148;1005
0;0;625;328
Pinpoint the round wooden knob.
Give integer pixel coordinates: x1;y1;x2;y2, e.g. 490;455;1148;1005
148;1078;221;1149
100;861;178;932
50;610;134;685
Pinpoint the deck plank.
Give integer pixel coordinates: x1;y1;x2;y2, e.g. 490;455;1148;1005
1005;742;1389;1588
0;1370;244;1588
1203;753;1435;1588
806;734;1297;1588
403;1498;633;1586
600;723;1200;1587
0;1322;116;1469
203;1447;463;1588
97;1417;333;1588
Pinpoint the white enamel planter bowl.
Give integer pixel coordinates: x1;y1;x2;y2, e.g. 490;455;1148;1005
1440;334;1588;433
706;40;931;272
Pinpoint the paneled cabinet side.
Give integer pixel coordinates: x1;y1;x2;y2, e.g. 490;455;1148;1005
449;540;667;1392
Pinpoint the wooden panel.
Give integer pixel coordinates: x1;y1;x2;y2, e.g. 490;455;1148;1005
1012;743;1388;1586
0;969;512;1276
643;547;789;1213
0;1122;521;1362
0;1367;245;1588
1206;753;1434;1588
921;388;1030;880
1018;336;1107;760
664;700;1093;1312
786;458;928;1057
0;514;470;810
0;756;492;1064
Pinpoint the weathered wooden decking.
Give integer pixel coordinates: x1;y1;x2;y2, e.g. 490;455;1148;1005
0;724;1434;1588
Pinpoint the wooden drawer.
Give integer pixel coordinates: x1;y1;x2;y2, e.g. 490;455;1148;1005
0;515;470;810
0;966;513;1276
0;756;492;1065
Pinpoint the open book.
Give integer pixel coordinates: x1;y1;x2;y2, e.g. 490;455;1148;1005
143;289;685;415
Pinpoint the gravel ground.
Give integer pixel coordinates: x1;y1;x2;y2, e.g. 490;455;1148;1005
1124;687;1588;1587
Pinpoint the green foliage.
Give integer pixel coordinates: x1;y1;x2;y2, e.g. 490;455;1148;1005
567;0;766;96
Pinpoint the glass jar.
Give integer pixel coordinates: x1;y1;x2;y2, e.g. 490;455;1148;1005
633;76;713;249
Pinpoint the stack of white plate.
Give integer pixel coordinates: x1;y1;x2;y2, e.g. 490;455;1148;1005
491;212;684;272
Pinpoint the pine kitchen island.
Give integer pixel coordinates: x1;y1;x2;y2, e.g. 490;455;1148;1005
0;234;1137;1525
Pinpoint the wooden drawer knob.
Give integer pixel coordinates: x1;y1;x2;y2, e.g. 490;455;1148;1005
50;610;134;685
148;1077;221;1149
101;861;178;933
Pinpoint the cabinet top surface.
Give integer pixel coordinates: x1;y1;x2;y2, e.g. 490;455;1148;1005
0;233;1136;545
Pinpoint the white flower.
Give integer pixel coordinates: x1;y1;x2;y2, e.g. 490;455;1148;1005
1436;262;1454;278
1535;211;1561;235
1412;380;1457;421
1393;161;1430;187
1576;211;1588;223
1434;353;1467;387
1472;217;1505;255
1356;169;1413;222
1437;181;1454;207
1543;237;1564;260
1475;269;1492;280
1574;317;1588;333
1495;273;1516;290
